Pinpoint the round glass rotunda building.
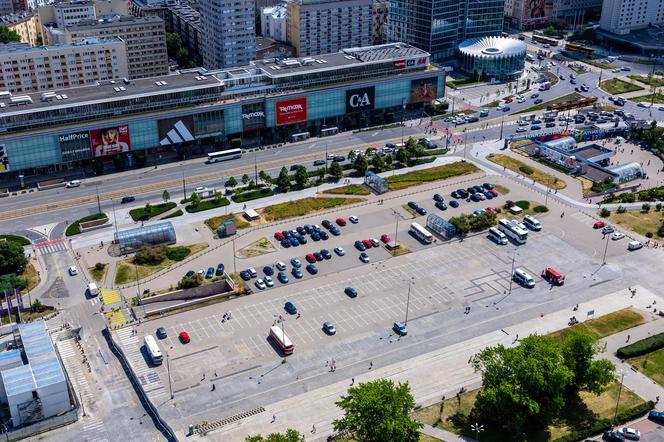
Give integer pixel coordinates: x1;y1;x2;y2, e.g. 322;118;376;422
458;36;527;82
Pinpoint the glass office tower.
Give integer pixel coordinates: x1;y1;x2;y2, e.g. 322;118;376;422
388;0;505;61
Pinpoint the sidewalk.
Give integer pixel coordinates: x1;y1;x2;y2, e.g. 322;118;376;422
420;423;475;442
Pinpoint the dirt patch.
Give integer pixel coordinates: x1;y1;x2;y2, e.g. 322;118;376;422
238;237;277;258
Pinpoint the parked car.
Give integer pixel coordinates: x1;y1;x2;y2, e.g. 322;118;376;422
277;271;289;284
433;193;444;202
216;263;225;276
311;232;321;241
336;217;347;226
618;427;640;440
313;159;326;166
354;240;366;251
321;219;333;229
313;251;324;261
275;261;286;271
185;270;195;278
334;247;345;256
407;201;419;210
381;233;391;243
393;321;407;336
435;201;448;210
262;265;273;276
611;232;625;241
370;238;380;248
291;267;303;279
602;431;625;442
649;410;664;424
362;239;372;249
156;327;167;339
593;221;606;229
349;215;359;223
416;207;427;215
320;249;332;259
628;241;643;251
306;264;318;274
255;279;266;290
284;302;297;314
450;200;459;208
240;270;251;281
319;231;329;240
275;231;285;241
179;331;191;344
602;225;615;234
359;252;370;263
305;254;317;263
344;287;358;298
264;276;274;287
65;180;81;188
121;196;135;204
323;321;336;335
205;267;214;279
330;226;341;236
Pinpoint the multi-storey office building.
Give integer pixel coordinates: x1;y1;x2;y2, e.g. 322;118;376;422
0;43;444;177
165;3;203;62
199;0;256;69
0;38;127;93
600;0;664;34
388;0;504;61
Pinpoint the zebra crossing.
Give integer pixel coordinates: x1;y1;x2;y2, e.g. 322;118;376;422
56;339;109;442
115;327;168;402
89;297;101;306
35;238;67;255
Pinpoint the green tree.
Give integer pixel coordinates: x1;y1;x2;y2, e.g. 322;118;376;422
0;274;28;292
642;203;651;212
396;148;410;165
384;154;394;167
177;274;203;290
258;170;269;185
190;192;201;208
561;331;615;394
0;27;20;44
245;429;304;442
333;379;422;442
162;190;170;202
226;176;238;189
353;155;369;176
348;150;357;163
471;334;573;432
542;25;558;36
0;242;27;276
242;174;250;185
294;165;308;189
166;32;183;59
329;161;343;181
213;191;224;204
31;299;46;313
277;167;291;191
371;154;386;172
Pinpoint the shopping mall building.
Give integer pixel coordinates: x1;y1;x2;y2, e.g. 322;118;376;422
0;42;445;179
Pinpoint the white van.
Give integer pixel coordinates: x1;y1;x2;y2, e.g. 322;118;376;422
513;268;536;288
87;283;99;297
627;241;643;251
488;227;508;245
523;215;542;231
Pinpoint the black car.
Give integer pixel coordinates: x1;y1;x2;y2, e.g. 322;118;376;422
215;264;225;276
483;183;494;190
416;207;427;215
545;122;556;127
602;431;625;442
289;164;300;171
458;189;469;198
354;240;366;251
285;302;297;314
466;186;477;194
435;201;447;210
320;249;332;259
313;159;326;166
311;232;321;241
433;193;444;202
319;230;329;240
470;193;483;202
451;190;460;199
344;287;358;298
472;185;484;193
296;226;306;235
330;227;341;236
121;196;135;204
534;98;543;104
156;327;167;339
281;239;292;248
333;156;345;162
407;201;419;209
185;270;195;278
263;265;274;276
314;252;324;261
239;270;251;281
304;224;314;234
297;235;308;244
321;219;333;229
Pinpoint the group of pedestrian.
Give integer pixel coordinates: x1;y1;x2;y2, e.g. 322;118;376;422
326;359;337;372
463;306;471;314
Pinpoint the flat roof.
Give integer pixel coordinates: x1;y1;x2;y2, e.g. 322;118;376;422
3;364;35;397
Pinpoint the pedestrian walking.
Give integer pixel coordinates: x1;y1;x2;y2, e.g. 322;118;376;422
369;361;373;370
271;415;276;423
312;425;316;434
626;334;631;343
351;378;355;386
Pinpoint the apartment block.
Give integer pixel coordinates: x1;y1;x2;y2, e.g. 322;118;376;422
0;12;42;46
165;3;202;62
261;3;287;42
199;0;256;69
0;38;127;93
600;0;664;34
286;0;372;57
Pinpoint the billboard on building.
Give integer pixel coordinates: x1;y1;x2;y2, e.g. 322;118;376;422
524;0;551;24
275;97;307;126
158;116;196;146
410;77;438;103
242;103;266;130
0;144;8;173
58;131;92;162
394;60;406;69
345;86;375;114
90;125;131;157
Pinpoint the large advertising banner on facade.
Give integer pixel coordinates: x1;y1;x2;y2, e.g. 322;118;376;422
410;77;438;103
275;97;307;125
242;103;266;131
90;125;131;157
58;131;92;162
158;116;196;146
345;86;375;114
0;144;8;173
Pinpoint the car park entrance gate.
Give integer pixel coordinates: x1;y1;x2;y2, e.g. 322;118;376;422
364;171;388;194
426;214;456;239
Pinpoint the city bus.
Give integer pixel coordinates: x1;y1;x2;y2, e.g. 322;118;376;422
563;43;595;57
497;219;528;245
532;34;559;46
409;222;433;244
144;335;163;366
206;148;242;163
269;326;294;355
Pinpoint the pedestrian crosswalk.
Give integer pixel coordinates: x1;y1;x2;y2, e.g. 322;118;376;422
115;328;167;401
35;238;67;255
55;339;109;442
89;297;101;306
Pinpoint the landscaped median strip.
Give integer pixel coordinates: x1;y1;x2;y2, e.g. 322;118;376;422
487;153;566;190
385;161;480;191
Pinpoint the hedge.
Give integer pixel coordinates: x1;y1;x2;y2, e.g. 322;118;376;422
231;187;275;203
552;401;654;442
65;213;108;236
184;197;230;213
533;205;549;213
515;200;531;210
0;234;30;246
128;202;176;221
616;332;664;359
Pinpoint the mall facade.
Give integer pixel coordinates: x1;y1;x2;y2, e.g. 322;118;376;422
0;42;445;179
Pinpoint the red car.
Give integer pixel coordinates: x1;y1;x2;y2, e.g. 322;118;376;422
593;221;606;229
381;233;391;243
485;207;497;214
305;253;317;263
336;217;347;226
362;239;372;249
504;98;513;104
274;231;285;241
179;331;190;344
488;189;498;197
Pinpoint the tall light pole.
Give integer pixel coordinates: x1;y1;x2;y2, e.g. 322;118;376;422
324;142;329;174
95;183;102;215
232;237;237;274
111;199;119;236
394;212;400;248
181;166;187;200
404;277;414;325
499;112;506;140
400;98;406;146
544;174;552;208
471;422;484;441
508;249;518;296
602;231;610;265
613;370;626;427
167;353;173;399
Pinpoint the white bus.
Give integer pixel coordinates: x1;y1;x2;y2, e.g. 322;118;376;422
269;326;294;355
488;227;508;245
206;148;242;163
410;222;433;244
144;335;163;366
497;219;528;244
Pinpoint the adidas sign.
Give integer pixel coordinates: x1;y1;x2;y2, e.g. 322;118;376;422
160;120;195;146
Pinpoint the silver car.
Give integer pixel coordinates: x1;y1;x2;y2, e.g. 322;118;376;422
323;321;336;335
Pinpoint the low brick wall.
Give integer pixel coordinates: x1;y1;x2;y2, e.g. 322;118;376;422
142;279;233;305
37;179;65;191
79;217;111;233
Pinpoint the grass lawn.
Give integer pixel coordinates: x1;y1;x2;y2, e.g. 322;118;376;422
323;184;371;195
402;205;419;218
421;148;449;156
387;242;412;256
548;307;646;344
129;202;177;221
114;243;208;284
607;209;664;238
487;154;566;190
599;78;644;95
447;77;484;88
23;262;39;292
629;347;664;387
628;74;664;88
261;197;363;222
412;383;644;442
185;197;230;213
386;162;479;191
584;59;617;70
89;263;108;283
161;209;183;220
0;234;30;246
494;184;510;195
631;93;664;104
516;93;583;114
204;214;251;232
231;187;275;203
65;212;108;236
419;434;445;442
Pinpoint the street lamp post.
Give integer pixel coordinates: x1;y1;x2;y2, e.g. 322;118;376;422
544;174;552;208
394;212;400;248
111;198;119;236
613;370;626;426
400;98;406;146
499;112;505;140
471;422;484;441
167;353;173;399
404;278;414;325
181;167;187;200
232;237;237;274
602;231;610;265
507;249;518;296
95;183;101;215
